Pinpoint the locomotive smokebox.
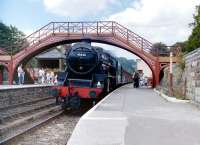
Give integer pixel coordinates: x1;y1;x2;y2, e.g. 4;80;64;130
66;42;98;75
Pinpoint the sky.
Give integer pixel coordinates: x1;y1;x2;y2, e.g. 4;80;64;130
0;0;200;60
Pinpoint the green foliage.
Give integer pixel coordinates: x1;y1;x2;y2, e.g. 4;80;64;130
0;22;26;54
185;5;200;52
26;57;38;68
176;52;185;70
172;42;187;53
0;22;11;49
117;57;136;74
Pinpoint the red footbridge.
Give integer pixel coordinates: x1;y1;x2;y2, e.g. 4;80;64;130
0;21;178;86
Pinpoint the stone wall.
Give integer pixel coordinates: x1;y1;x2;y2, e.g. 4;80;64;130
0;85;54;109
185;48;200;103
160;64;186;99
159;47;200;103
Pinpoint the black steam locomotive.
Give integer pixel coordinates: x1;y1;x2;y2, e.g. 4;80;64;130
54;42;132;108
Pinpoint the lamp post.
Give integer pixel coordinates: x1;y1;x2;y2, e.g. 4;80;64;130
169;49;173;97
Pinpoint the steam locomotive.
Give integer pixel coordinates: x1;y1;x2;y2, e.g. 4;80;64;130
54;42;132;108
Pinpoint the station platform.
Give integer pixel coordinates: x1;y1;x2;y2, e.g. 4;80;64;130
68;84;200;145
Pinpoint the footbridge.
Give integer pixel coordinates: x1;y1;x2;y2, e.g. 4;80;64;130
0;21;177;86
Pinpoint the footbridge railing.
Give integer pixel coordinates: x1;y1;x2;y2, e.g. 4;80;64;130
16;21;153;56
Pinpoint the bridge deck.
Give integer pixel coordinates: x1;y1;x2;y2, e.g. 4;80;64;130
68;84;200;145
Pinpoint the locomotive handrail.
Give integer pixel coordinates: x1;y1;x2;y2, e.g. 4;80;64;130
68;78;92;82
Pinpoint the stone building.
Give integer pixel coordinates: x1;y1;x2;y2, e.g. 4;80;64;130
136;59;152;78
135;58;152;86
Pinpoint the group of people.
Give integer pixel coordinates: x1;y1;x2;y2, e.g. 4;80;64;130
38;68;58;84
17;65;58;85
132;71;148;88
17;64;148;88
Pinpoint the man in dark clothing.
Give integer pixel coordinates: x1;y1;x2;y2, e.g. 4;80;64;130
133;72;139;88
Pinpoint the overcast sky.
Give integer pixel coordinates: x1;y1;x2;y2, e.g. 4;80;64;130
1;0;199;60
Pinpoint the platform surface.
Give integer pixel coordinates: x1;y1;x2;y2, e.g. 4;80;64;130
68;84;200;145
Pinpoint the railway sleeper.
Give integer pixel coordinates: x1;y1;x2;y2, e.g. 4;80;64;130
0;98;56;124
0;105;62;144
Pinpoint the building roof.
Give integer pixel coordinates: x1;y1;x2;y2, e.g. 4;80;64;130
36;48;65;60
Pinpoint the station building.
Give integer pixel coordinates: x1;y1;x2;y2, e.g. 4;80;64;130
136;58;152;86
25;45;69;83
136;59;152;77
35;46;66;71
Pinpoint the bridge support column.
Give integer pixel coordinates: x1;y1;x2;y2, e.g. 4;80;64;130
8;61;14;85
8;72;14;85
154;60;161;87
154;72;160;87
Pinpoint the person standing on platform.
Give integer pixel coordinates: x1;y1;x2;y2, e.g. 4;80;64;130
54;74;58;84
41;68;45;84
21;67;25;84
132;72;135;87
38;68;43;84
46;71;50;84
17;64;23;85
50;71;54;84
133;71;140;88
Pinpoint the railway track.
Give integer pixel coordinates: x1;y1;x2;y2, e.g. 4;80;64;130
0;96;63;144
0;84;123;145
0;98;92;145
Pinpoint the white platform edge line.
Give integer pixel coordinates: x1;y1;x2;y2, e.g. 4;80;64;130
154;88;190;103
0;84;54;90
84;117;127;120
82;86;124;119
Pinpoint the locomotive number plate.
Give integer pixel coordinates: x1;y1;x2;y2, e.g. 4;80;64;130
77;53;86;57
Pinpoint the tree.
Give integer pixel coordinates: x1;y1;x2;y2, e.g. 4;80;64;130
117;57;136;74
151;42;169;56
172;42;187;55
0;22;26;54
185;5;200;52
0;22;11;49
